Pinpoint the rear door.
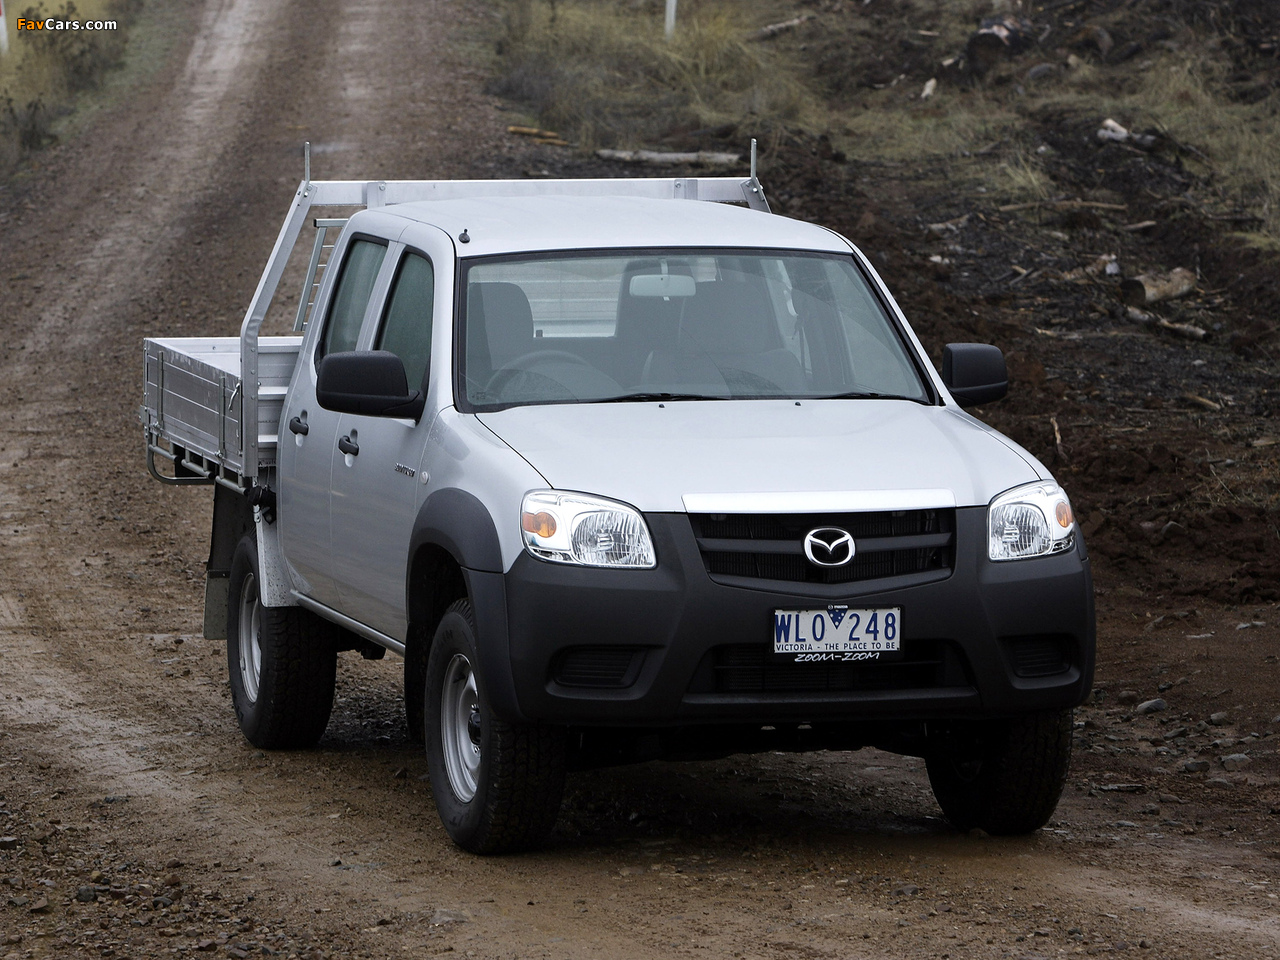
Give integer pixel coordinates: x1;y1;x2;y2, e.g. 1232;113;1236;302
328;225;454;641
278;232;392;607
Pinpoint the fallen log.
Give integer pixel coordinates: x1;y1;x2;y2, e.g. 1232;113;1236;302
998;199;1127;213
1120;267;1196;306
596;149;742;167
752;13;814;41
1126;306;1209;341
1157;318;1209;341
509;125;561;139
1183;393;1221;412
926;214;969;236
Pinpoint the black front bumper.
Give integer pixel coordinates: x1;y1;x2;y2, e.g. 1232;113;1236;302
468;508;1094;726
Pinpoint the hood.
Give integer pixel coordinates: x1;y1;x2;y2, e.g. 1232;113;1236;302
476;400;1043;513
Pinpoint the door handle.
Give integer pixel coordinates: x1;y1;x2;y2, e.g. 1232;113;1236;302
288;416;309;436
338;435;359;456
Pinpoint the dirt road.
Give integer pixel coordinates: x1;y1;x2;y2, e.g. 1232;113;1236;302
0;1;1276;958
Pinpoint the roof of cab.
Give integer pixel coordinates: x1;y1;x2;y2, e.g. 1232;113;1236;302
380;195;853;257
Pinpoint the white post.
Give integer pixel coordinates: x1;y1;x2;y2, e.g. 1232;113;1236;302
664;0;677;39
0;0;10;56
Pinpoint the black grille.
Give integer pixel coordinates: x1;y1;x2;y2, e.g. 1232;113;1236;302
690;640;969;694
690;510;954;586
551;646;646;688
1002;634;1072;678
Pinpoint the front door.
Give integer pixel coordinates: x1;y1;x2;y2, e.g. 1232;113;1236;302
277;234;390;607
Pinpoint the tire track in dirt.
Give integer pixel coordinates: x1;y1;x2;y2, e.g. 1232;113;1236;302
1;1;1278;957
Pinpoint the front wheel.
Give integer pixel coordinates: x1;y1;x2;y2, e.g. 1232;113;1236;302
425;599;566;854
227;535;337;749
925;708;1074;835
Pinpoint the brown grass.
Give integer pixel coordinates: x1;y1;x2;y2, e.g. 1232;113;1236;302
486;0;1279;240
487;0;821;150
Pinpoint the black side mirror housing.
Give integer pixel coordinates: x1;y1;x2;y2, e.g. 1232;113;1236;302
942;343;1008;407
316;351;425;419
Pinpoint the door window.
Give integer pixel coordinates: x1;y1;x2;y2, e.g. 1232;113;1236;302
375;253;434;391
318;238;387;362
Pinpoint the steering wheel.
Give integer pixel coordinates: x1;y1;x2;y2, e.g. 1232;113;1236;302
485;351;593;395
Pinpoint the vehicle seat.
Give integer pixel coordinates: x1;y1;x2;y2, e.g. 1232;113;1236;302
676;278;804;395
614;259;693;386
467;282;534;382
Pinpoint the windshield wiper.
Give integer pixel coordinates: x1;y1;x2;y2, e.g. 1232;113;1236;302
820;391;926;402
592;392;729;403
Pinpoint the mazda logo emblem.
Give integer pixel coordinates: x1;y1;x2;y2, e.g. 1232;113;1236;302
803;527;856;567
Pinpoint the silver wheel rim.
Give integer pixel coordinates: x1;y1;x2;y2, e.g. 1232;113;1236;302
440;653;481;802
237;572;263;704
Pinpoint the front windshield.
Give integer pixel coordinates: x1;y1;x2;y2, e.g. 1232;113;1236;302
461;250;931;409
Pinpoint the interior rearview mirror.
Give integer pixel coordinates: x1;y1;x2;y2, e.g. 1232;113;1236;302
629;274;696;298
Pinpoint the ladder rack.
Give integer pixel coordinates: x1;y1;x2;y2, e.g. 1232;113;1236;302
237;148;771;482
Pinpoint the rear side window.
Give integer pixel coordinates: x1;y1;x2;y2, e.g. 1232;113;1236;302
375;253;434;391
318;238;386;362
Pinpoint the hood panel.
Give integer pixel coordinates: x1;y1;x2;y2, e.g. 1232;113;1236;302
477;401;1041;513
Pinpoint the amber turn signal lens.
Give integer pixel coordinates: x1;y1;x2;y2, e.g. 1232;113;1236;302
1055;501;1073;528
522;511;557;538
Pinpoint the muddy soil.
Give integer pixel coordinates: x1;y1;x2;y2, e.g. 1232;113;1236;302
0;1;1277;959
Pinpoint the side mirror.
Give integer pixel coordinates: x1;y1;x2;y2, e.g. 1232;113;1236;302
942;343;1008;407
316;351;425;419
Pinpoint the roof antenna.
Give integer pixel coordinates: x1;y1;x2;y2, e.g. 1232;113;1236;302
750;138;758;182
303;141;311;185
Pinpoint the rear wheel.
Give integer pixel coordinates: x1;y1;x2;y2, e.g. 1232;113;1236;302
227;535;337;749
926;708;1073;835
425;599;566;853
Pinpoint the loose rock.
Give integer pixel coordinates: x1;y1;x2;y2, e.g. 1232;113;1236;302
1220;754;1252;771
1135;698;1167;715
1209;712;1229;725
1182;760;1210;773
430;908;469;925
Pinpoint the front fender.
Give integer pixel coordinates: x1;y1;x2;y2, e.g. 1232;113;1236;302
406;488;523;721
408;487;504;573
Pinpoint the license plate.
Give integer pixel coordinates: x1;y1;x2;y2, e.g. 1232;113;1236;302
773;606;901;662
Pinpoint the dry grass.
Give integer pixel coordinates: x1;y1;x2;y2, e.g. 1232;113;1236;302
488;0;822;150
486;0;1278;240
998;151;1052;202
1127;55;1280;237
0;0;141;171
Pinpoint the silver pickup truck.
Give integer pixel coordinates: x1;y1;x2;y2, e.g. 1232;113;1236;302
143;163;1094;853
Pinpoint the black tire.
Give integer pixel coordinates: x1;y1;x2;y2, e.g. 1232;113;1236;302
925;708;1073;835
425;599;566;854
227;535;337;749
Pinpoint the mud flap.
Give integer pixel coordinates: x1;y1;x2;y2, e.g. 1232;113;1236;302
204;571;230;639
254;513;297;607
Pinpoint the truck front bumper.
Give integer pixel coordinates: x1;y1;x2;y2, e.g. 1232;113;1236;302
468;508;1094;726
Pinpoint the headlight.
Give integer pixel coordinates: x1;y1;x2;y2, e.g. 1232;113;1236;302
521;491;656;568
988;481;1076;562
